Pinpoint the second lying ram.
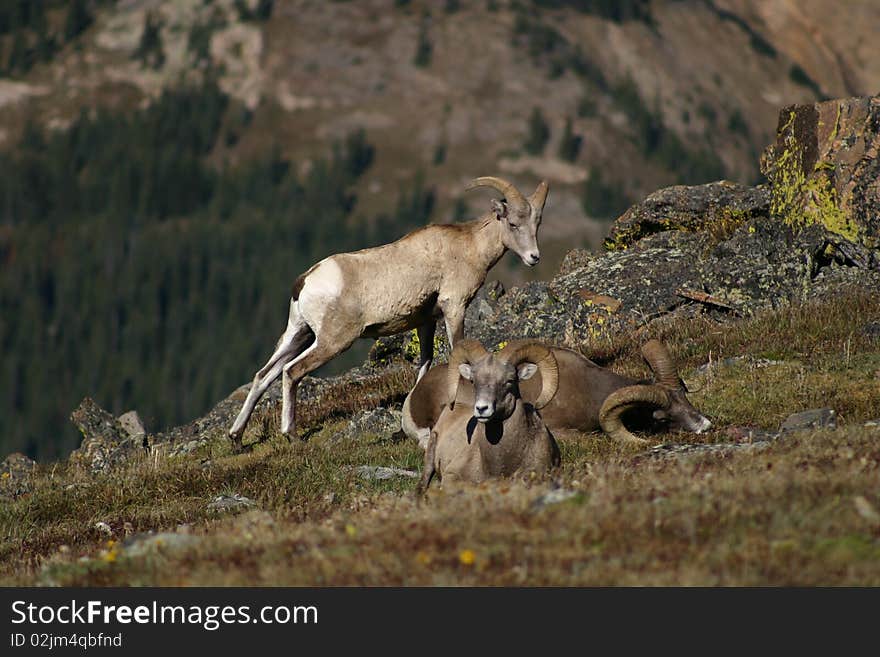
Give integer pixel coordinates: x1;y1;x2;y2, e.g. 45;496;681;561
404;339;711;448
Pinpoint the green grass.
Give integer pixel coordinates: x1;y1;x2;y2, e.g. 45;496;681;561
2;289;879;585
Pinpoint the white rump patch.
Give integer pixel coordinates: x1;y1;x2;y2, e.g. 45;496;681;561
298;259;344;332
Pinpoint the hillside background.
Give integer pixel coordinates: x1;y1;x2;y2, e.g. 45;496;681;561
2;0;879;460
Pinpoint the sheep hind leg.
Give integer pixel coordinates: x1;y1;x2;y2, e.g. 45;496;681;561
415;321;436;383
280;337;356;440
229;301;313;450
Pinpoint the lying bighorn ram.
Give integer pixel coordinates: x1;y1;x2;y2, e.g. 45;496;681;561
419;340;561;491
404;339;710;448
229;176;550;450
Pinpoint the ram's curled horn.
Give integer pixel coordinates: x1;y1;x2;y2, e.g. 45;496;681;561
641;339;681;389
446;339;489;410
501;341;559;409
465;176;528;211
528;180;550;212
599;384;670;444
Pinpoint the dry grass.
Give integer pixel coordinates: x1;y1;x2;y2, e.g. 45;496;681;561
1;290;879;586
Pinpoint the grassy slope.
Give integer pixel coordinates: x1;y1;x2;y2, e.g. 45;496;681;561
1;288;878;586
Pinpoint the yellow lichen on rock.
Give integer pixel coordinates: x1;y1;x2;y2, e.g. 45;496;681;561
765;109;859;243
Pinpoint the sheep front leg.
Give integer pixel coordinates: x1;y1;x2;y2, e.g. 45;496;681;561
415;321;435;383
441;304;466;347
417;430;439;494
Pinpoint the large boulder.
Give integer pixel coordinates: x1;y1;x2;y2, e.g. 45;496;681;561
761;95;880;248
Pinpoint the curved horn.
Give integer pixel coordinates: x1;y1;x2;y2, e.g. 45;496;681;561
465;176;528;210
501;342;559;409
446;339;489;410
641;339;680;389
528;180;549;213
599;384;670;444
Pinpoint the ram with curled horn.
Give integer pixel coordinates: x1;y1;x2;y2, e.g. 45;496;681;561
404;339;711;451
418;340;562;491
228;175;550;451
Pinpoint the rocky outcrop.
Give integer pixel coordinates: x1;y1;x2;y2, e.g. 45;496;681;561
69;398;148;474
761;95;880;248
0;452;36;500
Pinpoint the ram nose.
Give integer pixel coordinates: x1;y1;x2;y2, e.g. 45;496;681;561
523;251;540;267
474;402;494;422
694;416;712;434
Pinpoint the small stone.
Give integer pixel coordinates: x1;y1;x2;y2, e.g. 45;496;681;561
207;493;257;513
853;496;880;524
330;407;402;443
723;426;779;443
354;466;419;481
485;279;505;301
121;532;200;557
779;408;837;433
117;410;146;439
94;521;113;536
532;488;580;509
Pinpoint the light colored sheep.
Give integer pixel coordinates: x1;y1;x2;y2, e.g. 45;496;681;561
229;176;549;450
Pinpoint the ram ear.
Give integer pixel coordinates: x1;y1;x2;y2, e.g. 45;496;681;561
491;199;508;220
458;363;474;381
517;363;538;381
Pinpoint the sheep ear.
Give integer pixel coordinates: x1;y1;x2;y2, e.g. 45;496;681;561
491;199;508;220
458;363;474;381
517;363;538;381
652;409;669;421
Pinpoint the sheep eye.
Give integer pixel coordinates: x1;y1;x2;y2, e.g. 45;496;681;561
508;222;520;230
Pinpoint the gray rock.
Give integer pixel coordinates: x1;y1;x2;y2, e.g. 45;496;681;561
605;180;770;251
117;410;147;441
94;521;113;536
329;407;403;443
69;398;144;474
532;488;581;509
121;532;200;557
779;408;837;433
207;493;257;513
722;425;780;443
642;441;772;461
354;465;419;481
0;452;35;500
696;356;748;374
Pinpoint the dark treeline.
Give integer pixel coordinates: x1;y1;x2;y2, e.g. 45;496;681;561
0;80;434;460
0;0;105;76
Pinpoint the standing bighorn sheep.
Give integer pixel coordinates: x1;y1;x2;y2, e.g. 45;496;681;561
229;176;549;450
404;339;711;448
419;340;561;491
